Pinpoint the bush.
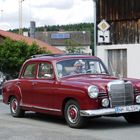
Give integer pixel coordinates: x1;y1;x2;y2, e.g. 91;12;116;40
0;38;50;78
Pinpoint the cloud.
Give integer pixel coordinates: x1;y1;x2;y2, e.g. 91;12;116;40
30;0;74;10
30;0;93;25
0;0;94;30
0;22;11;30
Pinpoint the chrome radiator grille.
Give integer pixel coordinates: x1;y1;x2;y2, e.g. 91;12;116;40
108;80;134;107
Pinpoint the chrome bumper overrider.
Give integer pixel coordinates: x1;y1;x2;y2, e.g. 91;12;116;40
80;105;140;117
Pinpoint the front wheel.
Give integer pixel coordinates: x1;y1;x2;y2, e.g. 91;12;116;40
64;100;86;128
10;96;25;117
124;112;140;123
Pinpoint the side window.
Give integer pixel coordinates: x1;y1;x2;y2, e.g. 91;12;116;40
22;63;36;78
38;62;54;79
89;61;101;73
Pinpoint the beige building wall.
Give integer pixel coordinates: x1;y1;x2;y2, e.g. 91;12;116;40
97;44;140;79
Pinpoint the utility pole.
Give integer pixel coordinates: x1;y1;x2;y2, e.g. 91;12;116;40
92;0;97;56
1;0;4;21
83;0;97;56
1;10;3;20
19;0;24;35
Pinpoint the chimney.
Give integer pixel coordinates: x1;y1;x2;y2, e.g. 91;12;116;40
30;21;36;38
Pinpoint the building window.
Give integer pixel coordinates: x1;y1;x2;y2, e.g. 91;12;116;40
51;33;70;39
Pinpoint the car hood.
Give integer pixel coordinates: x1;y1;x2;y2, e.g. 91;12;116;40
61;74;140;91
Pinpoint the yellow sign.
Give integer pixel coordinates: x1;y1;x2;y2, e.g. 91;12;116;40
98;20;110;32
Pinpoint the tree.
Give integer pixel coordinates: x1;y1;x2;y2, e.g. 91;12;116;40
0;38;49;78
65;39;83;53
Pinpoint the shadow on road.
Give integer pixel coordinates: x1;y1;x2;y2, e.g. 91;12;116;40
86;117;140;130
24;112;66;125
17;112;140;129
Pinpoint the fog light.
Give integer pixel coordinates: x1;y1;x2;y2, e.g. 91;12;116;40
136;95;140;104
102;98;109;107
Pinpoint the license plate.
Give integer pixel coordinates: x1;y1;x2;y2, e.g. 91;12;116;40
115;105;140;114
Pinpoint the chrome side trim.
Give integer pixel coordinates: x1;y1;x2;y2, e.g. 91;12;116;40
80;105;140;117
22;104;61;112
32;106;61;112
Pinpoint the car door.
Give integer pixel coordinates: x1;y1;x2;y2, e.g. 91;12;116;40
19;62;37;107
33;62;56;110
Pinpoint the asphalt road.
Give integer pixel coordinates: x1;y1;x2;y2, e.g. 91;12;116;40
0;101;140;140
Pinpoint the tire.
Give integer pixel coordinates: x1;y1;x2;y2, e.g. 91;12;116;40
10;96;25;117
124;112;140;123
64;100;85;128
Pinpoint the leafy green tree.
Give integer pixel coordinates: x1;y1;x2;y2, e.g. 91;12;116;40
65;39;83;53
0;38;49;78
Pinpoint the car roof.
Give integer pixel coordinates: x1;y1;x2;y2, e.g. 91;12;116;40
27;54;100;63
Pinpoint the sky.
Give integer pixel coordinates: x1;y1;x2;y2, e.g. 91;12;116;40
0;0;94;30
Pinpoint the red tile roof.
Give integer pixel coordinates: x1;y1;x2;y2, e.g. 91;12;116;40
0;29;63;54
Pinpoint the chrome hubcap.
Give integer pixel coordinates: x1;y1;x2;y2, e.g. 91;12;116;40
11;99;18;113
67;105;78;124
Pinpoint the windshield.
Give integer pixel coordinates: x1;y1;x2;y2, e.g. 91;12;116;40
56;58;108;78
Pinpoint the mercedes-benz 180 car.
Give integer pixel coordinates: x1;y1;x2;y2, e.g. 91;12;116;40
2;54;140;128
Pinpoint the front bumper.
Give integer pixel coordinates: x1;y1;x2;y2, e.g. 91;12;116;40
80;105;140;117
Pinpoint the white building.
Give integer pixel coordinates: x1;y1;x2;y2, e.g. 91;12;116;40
97;0;140;78
98;44;140;79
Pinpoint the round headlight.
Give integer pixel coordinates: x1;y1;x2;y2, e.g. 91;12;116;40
102;98;109;107
88;85;99;99
136;95;140;104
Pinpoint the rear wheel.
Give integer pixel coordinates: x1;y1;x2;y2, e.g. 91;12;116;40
64;100;85;128
10;96;24;117
124;112;140;123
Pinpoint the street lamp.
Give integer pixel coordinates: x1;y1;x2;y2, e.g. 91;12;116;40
19;0;24;35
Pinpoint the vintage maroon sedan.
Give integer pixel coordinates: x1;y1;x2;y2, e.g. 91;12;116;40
2;54;140;128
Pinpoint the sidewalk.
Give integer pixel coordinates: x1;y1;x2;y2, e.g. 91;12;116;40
0;95;2;101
